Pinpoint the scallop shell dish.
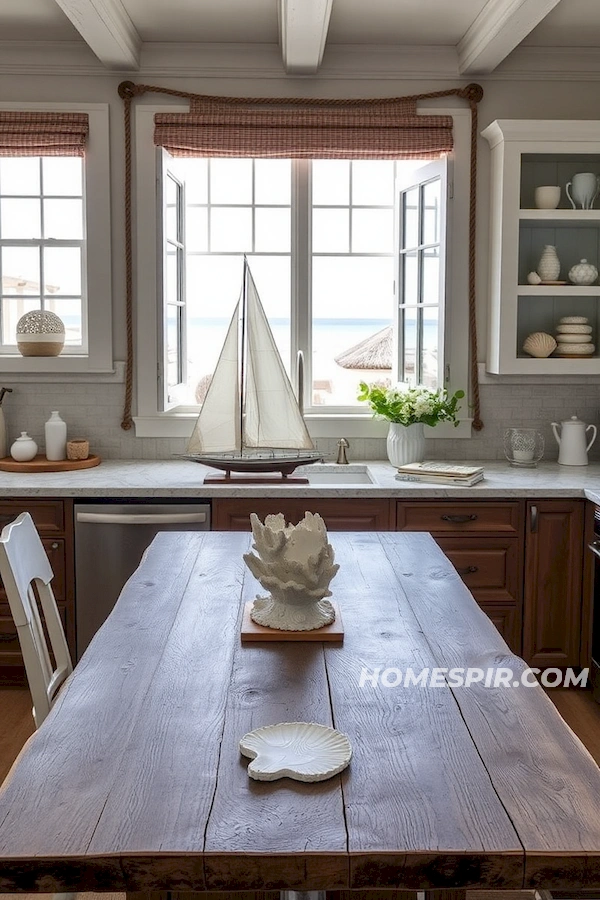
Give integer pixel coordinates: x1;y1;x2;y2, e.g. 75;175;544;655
522;332;557;358
16;310;65;357
239;722;352;782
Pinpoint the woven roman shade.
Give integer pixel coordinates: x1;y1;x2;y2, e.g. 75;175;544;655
154;97;453;159
0;112;89;157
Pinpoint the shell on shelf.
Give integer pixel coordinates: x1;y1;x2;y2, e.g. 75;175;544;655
239;722;352;782
522;331;557;358
527;271;542;285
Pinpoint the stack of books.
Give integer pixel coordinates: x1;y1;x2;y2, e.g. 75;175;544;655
395;462;484;486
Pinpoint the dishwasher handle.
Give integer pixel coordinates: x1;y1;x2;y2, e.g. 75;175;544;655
76;511;208;526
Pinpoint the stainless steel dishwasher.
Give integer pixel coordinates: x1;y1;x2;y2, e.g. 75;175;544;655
74;501;211;659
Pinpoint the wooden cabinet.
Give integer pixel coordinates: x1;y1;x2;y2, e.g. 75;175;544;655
212;498;393;531
482;119;600;376
396;499;523;653
0;499;75;684
523;499;584;667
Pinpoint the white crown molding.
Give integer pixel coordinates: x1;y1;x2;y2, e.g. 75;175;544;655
458;0;562;75
278;0;333;75
138;42;461;80
52;0;141;69
0;39;598;81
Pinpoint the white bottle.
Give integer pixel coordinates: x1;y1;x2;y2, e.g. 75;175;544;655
45;411;67;461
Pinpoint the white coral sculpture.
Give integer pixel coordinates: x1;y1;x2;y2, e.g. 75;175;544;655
243;511;340;631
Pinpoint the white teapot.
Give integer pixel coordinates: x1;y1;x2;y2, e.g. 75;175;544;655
551;415;597;466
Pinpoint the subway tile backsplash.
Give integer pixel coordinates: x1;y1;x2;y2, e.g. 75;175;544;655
5;379;600;462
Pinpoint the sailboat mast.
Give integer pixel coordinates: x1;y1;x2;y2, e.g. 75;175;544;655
239;256;248;455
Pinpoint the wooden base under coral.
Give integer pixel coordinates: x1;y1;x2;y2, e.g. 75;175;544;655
241;600;344;642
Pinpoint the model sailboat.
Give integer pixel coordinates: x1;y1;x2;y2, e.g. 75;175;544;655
183;258;322;480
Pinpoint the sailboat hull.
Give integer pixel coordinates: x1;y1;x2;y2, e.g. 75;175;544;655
180;450;323;478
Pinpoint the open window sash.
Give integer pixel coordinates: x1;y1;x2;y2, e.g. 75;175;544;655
158;148;187;412
395;157;448;391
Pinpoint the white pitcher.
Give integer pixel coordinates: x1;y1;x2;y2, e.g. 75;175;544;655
566;173;600;210
551;415;597;466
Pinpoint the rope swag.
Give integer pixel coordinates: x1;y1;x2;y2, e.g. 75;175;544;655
117;80;484;432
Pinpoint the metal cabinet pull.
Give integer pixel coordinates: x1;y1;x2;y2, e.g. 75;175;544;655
456;565;479;575
0;631;17;643
530;505;538;533
441;514;478;523
50;542;59;550
588;541;600;560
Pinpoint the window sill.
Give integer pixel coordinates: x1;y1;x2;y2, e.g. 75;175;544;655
0;359;123;382
133;412;473;440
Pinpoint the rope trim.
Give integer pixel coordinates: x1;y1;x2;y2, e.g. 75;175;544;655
118;80;484;432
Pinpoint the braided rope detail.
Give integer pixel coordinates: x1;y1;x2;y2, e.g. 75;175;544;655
118;81;484;432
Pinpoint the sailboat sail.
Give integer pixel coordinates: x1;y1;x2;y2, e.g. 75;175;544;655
186;300;241;454
185;258;318;473
244;269;314;451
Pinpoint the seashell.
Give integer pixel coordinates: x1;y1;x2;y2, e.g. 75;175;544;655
559;316;588;324
239;722;352;782
527;271;542;285
556;324;593;334
556;343;595;355
523;331;557;358
568;258;598;285
553;332;592;343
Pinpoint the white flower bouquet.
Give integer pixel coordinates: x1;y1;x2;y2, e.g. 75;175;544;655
357;382;465;427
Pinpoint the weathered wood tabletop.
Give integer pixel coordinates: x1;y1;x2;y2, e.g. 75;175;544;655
0;531;600;896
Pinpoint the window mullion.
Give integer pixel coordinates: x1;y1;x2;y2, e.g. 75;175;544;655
292;159;310;409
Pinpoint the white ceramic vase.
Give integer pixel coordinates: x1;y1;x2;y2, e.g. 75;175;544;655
537;245;560;281
386;422;425;468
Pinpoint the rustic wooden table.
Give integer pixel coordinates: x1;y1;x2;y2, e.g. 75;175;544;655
0;531;599;900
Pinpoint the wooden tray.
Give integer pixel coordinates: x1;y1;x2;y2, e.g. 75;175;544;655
0;454;101;473
241;600;343;642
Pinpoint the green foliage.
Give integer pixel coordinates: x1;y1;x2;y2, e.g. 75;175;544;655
357;382;465;427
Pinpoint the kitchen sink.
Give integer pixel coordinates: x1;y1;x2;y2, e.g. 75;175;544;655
300;466;374;485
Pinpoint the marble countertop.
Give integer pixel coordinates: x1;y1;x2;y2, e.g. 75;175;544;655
2;458;600;500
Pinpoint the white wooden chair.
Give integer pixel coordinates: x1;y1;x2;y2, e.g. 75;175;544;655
0;512;73;728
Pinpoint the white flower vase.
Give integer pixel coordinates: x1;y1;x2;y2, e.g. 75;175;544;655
386;422;425;468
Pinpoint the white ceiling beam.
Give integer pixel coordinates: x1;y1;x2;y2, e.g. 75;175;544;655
278;0;333;75
52;0;140;70
458;0;563;75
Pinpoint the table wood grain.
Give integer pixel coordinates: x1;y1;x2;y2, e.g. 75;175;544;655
0;532;599;894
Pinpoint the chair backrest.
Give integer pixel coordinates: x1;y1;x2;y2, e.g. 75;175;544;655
0;512;73;728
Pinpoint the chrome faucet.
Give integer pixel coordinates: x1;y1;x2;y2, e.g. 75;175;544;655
336;438;350;465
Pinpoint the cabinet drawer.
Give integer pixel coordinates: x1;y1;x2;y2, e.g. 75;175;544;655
212;499;392;531
478;602;521;655
0;607;67;668
0;539;65;605
396;501;521;535
0;501;64;534
436;537;521;603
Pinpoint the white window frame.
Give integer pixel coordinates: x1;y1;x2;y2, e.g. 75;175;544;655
133;104;471;439
0;102;112;375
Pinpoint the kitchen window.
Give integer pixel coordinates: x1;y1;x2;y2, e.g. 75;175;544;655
134;105;471;438
0;103;112;375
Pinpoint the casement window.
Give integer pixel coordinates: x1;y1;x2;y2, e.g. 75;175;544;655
0;103;111;374
134;105;470;438
159;154;447;411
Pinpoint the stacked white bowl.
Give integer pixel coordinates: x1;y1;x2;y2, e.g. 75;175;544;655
555;316;595;356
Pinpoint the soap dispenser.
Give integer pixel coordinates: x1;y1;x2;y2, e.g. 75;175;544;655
45;411;67;461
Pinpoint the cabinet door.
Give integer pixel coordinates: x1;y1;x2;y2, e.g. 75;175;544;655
212;499;392;531
478;602;521;654
523;499;584;667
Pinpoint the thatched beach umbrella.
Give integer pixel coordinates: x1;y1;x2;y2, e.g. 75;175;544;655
335;325;392;370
